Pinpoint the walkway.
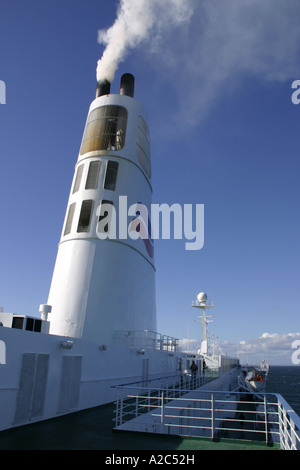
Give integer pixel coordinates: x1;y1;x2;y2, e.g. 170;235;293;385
0;403;279;450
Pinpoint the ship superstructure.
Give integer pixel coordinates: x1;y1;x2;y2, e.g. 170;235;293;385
0;73;299;451
0;74;239;433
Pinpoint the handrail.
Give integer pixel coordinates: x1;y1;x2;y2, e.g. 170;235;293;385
113;329;180;352
113;386;300;450
112;369;219;390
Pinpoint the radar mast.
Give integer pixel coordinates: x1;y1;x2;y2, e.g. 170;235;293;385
191;292;214;355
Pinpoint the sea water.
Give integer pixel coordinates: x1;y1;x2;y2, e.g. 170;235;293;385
266;366;300;416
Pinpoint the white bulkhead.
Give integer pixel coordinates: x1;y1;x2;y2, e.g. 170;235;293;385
47;74;156;343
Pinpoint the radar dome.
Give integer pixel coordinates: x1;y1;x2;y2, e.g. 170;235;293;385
197;292;207;304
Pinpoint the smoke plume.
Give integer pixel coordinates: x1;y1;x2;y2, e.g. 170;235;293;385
96;0;300;130
96;0;193;83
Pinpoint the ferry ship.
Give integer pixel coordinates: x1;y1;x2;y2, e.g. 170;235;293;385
0;72;299;450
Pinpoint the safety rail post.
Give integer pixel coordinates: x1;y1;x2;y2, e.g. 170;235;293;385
278;401;286;449
264;395;268;444
115;398;119;426
283;406;289;449
211;393;214;439
161;390;164;424
291;420;297;450
119;396;123;426
279;401;289;449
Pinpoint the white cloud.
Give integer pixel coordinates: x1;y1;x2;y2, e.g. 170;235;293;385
236;332;300;365
179;338;201;353
180;332;300;365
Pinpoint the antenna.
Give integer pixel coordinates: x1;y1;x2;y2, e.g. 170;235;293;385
191;292;214;355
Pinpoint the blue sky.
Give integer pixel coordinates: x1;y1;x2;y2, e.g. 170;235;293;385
0;0;299;364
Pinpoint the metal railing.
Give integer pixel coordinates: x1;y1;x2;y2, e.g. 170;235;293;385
113;385;300;450
113;329;180;352
277;395;300;450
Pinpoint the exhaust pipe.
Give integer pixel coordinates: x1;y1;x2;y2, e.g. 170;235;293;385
96;79;111;98
120;73;135;98
95;73;134;98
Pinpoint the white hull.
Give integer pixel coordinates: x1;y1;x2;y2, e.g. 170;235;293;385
0;326;238;432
